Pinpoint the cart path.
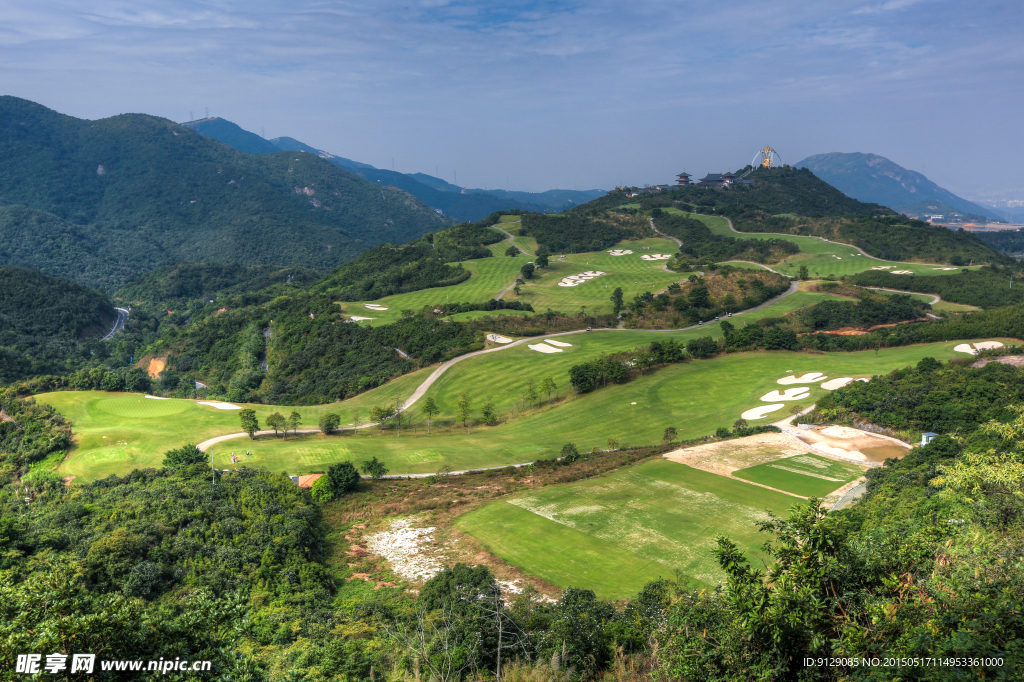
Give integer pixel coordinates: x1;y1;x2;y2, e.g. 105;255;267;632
196;280;799;452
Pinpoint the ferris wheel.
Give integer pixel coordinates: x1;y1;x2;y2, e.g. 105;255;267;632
751;145;782;169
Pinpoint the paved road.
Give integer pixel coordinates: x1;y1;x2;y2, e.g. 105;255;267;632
102;307;130;340
864;287;941;305
649;217;682;247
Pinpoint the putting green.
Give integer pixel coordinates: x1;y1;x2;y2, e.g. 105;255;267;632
732;453;865;498
456;459;798;599
94;395;195;419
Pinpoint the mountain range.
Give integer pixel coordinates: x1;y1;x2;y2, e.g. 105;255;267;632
795;152;998;220
182;117;605;222
0;96;451;290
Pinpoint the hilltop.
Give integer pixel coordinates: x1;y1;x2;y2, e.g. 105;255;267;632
795;152;998;219
0;97;450;290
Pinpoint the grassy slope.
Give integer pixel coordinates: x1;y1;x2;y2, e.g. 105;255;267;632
456;459;798;599
732;453;864;498
660;209;983;278
44;335;1013;481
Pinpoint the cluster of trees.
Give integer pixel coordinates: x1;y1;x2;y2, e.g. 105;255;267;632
653;213;798;264
519;212;649;253
811;355;1024;435
0;395;72;475
976;227;1024;256
799;292;929;330
430;299;534;316
720;318;799;351
849;265;1024;309
313;242;471;302
567;340;688;393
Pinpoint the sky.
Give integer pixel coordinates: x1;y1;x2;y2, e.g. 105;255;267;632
1;0;1022;198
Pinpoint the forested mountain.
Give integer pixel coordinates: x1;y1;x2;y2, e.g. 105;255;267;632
795;152;997;219
186;115;604;221
0;97;450;289
113;263;319;309
0;266;115;383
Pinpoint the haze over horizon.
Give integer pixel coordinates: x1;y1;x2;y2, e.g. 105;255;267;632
2;0;1021;198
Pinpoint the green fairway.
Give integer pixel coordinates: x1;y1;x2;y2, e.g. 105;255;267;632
516;237;688;315
456;459;798;599
732;453;865;498
672;211;983;279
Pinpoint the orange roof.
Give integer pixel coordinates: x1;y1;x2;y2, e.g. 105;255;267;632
297;473;325;488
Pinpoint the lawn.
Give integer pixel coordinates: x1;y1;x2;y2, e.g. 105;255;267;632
456;459;798;599
732;453;865;498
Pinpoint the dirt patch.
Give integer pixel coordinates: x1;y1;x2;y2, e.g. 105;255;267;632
146;357;166;379
823;476;867;508
974;355;1024;368
663;432;809;478
786;425;910;464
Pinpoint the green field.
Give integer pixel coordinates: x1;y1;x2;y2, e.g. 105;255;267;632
456;459;798;599
732;453;865;498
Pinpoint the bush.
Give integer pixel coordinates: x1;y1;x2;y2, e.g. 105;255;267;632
162;444;207;468
318;413;341;436
327;462;361;495
310;476;334;503
560;443;580;464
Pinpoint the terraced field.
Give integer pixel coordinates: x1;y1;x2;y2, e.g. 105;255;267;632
732;452;865;498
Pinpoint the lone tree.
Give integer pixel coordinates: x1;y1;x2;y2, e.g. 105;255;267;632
351;410;361;431
663;427;678;443
310;476;334;503
536;253;549;268
327;461;361;495
287;410;301;435
520;262;535;279
162;443;207;468
560;443;580;463
505;244;519;257
481;399;497;426
457;392;472;427
541;376;557;402
607;438;619;450
319;412;341;436
798;265;809;280
524;379;538;407
239;409;259;440
361;456;389;480
422;397;440;435
611;287;624;314
266;412;286;437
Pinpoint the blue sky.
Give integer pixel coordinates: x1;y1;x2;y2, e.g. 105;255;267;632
1;0;1022;197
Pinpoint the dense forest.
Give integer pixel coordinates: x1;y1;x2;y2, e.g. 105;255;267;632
0;96;451;289
0;266;115;383
113;263;318;309
653;212;798;264
519;212;649;253
798;292;929;330
849;266;1024;309
976;228;1024;256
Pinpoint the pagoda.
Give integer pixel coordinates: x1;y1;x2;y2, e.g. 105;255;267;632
676;171;692;186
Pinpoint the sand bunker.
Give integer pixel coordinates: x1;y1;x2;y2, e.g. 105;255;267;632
527;343;562;354
777;372;825;385
891;270;913;275
144;395;170;400
197;401;241;410
640;254;672;261
954;341;1004;355
821;377;864;390
870;266;894;270
559;271;607;287
820;425;862;439
608;249;633;256
546;339;572;347
741;404;786;420
364;304;388;310
760;387;810;402
811;442;866;461
486;333;513;344
349;316;375;321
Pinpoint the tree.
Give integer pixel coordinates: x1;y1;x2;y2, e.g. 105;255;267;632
505;244;518;257
611;287;624;314
561;443;580;463
524;379;538;407
239;409;259;440
687;284;710;308
319;412;341;436
798;265;809;280
287;410;301;435
370;405;395;434
457;392;472;426
422;397;440;435
266;411;286;436
351;410;361;430
607;438;619;450
536;253;549;268
162;443;207;467
686;336;718;359
327;462;361;495
520;262;535;279
663;427;677;443
481;399;497;426
310;475;334;503
361;456;389;480
540;376;556;402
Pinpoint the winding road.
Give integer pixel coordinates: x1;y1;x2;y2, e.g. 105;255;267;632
102;307;130;340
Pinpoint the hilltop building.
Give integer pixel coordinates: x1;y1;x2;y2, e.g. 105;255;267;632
676;172;692;186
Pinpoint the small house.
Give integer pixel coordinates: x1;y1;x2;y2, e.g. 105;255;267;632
291;473;325;488
921;432;938;446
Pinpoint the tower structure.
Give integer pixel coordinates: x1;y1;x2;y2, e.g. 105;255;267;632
752;145;781;169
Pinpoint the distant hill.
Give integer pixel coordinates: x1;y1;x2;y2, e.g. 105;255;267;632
184;116;605;221
0;96;450;290
0;265;115;383
795;152;998;220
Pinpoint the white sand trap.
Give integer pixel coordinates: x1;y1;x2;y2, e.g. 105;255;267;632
546;339;573;347
811;442;866;461
741;404;786;420
486;333;513;343
821;377;854;390
760;387;810;402
608;249;633;256
891;270;913;275
871;265;894;270
197;401;241;410
954;341;1003;355
364;304;388;310
631;402;637;405
583;271;605;276
527;343;562;354
821;425;862;439
640;254;672;261
144;395;170;400
939;267;959;270
558;281;580;287
350;316;376;321
777;372;825;385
